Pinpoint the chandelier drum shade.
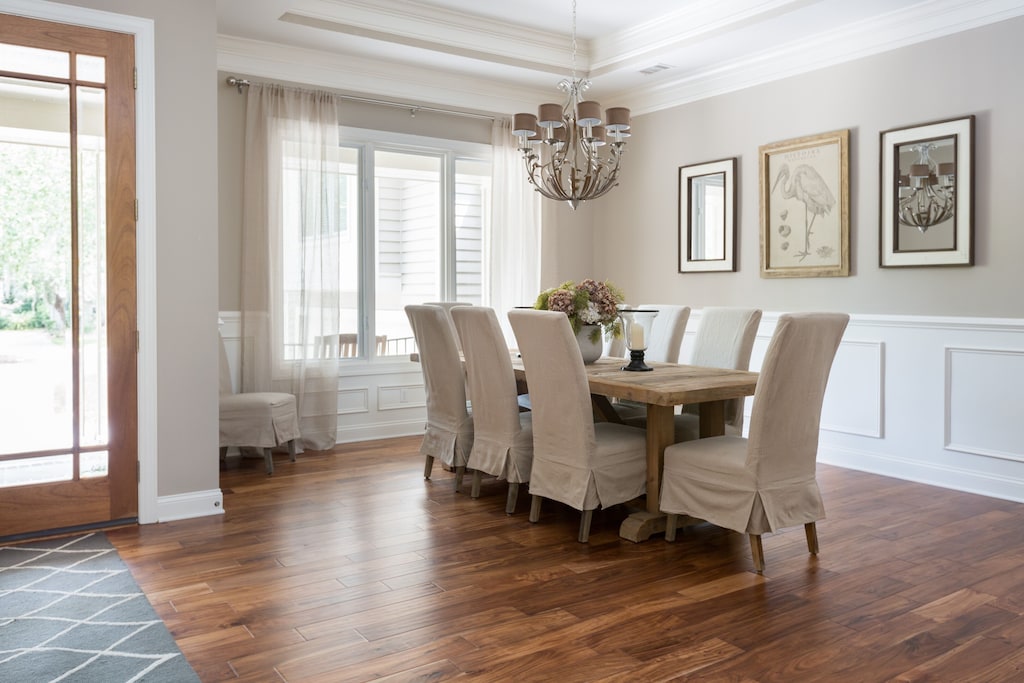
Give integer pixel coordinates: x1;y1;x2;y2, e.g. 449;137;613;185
511;0;631;209
897;143;955;231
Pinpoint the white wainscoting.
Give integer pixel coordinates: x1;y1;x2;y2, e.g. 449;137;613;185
221;311;1024;503
682;312;1024;503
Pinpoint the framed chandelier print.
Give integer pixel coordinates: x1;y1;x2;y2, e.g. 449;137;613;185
880;115;974;267
759;129;849;278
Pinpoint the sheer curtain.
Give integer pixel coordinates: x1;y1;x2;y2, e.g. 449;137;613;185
239;83;342;450
489;118;541;342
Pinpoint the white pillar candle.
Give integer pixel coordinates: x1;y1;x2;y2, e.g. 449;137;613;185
630;324;645;349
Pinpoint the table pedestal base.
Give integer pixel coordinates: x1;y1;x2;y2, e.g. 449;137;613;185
619;511;668;542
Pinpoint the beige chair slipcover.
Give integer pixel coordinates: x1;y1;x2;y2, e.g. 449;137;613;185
218;333;301;475
610;304;691;421
406;304;474;490
660;312;849;572
424;301;471;352
509;309;648;542
451;306;533;513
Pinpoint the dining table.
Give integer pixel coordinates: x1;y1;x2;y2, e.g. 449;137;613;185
512;356;759;542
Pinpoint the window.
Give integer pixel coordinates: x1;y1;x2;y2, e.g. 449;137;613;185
280;128;491;360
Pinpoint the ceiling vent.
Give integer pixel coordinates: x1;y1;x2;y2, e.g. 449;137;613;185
639;64;671;75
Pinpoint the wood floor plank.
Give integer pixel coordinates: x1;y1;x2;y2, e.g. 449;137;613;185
91;437;1024;681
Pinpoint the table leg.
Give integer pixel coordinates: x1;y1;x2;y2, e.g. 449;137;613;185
619;399;728;542
619;403;674;542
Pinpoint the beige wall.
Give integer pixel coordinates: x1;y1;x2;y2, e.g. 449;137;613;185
46;0;221;499
583;17;1024;317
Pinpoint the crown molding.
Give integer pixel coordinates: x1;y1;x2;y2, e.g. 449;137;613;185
282;0;585;75
618;0;1024;114
217;35;549;115
589;0;805;77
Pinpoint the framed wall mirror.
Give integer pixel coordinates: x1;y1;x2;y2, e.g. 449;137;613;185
678;157;736;273
880;115;974;267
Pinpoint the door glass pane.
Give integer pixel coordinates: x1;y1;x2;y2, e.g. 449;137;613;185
81;450;108;478
78;86;107;448
76;54;105;83
0;454;73;486
0;42;69;78
0;80;73;458
375;150;441;357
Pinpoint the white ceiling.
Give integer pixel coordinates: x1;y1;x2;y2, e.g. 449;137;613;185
216;0;1024;116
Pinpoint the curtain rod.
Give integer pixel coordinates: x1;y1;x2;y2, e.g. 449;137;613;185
225;76;494;121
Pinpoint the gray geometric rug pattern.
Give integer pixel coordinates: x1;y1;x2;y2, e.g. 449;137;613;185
0;532;201;682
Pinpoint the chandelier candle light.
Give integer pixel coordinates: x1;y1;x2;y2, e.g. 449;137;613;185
511;0;631;209
898;143;956;231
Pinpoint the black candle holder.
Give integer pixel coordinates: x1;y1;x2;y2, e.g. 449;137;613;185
622;349;653;372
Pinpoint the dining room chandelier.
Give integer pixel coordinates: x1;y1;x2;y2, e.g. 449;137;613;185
897;143;956;231
511;0;631;210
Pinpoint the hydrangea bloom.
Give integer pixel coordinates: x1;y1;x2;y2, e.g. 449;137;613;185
534;278;624;342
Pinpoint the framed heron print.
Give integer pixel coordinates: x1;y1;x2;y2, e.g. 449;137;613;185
879;115;974;267
759;129;849;278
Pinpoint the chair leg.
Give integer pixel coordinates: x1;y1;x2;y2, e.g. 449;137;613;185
454;465;465;492
263;448;274;475
805;522;819;555
505;483;519;515
749;534;765;573
219;446;228;460
471;470;482;499
423;455;434;480
665;513;678;542
529;495;542;523
578;509;594;543
287;439;297;462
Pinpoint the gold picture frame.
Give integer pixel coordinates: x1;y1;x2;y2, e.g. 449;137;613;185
759;129;849;278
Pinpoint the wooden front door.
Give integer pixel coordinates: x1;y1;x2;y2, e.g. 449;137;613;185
0;14;137;538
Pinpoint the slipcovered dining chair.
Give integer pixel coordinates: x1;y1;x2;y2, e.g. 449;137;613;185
624;307;762;439
218;333;301;475
509;309;648;542
609;304;691;422
406;304;474;491
424;301;470;352
660;312;849;572
451;306;533;513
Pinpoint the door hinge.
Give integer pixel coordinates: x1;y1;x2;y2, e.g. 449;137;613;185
134;199;139;221
133;67;137;90
136;330;140;352
137;460;141;483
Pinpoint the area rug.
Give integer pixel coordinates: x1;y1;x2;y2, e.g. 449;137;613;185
0;532;200;682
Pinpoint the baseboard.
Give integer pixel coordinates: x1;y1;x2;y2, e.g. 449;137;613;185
156;489;225;522
819;445;1024;504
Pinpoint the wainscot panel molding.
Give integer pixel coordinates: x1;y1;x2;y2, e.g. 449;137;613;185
682;311;1024;504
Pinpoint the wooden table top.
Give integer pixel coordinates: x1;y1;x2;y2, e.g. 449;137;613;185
511;357;758;407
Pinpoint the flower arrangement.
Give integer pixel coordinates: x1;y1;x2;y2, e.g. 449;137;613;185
534;278;625;343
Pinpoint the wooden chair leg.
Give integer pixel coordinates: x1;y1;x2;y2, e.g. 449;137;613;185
578;509;594;543
749;534;765;573
454;465;465;492
505;483;519;515
471;470;482;499
263;448;274;475
287;439;297;462
529;495;542;523
423;455;434;480
665;513;678;542
805;522;819;555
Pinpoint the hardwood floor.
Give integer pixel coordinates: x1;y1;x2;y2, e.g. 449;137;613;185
107;437;1024;682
